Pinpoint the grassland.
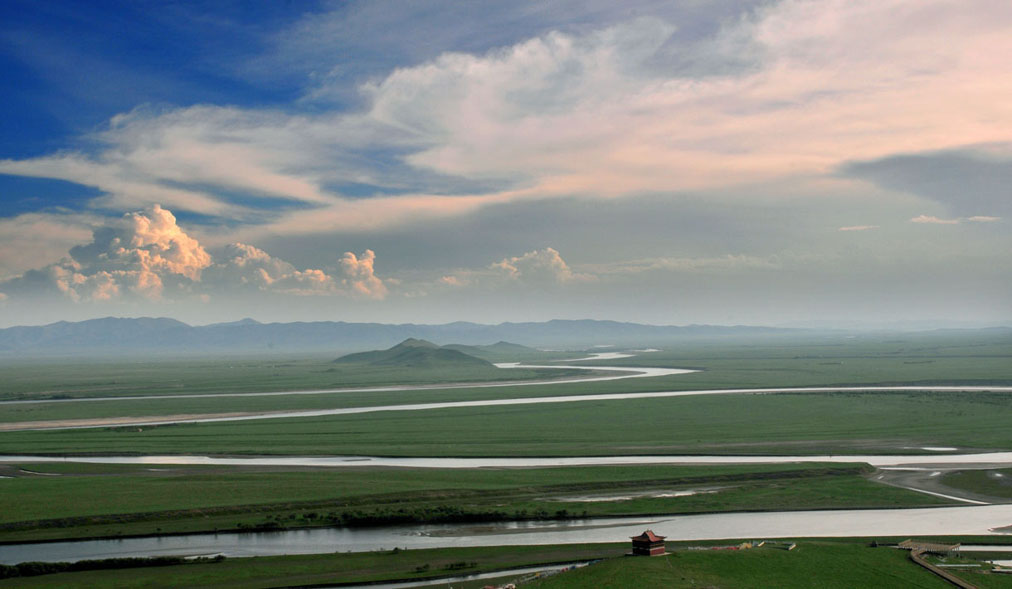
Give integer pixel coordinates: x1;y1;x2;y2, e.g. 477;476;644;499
0;544;623;588
0;354;590;402
0;331;1009;586
526;540;959;588
5;539;1011;589
2;388;1011;456
1;331;1009;431
0;462;949;542
2;331;1010;401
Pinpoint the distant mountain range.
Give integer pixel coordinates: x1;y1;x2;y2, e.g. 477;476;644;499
0;316;808;357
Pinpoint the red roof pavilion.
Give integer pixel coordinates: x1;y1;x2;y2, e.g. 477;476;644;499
631;530;667;556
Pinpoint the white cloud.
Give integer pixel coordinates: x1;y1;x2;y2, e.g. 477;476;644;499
967;215;1001;222
0;0;1009;239
339;249;388;299
440;247;591;289
491;248;588;284
838;225;879;232
911;215;960;225
5;204;214;301
0;206;388;302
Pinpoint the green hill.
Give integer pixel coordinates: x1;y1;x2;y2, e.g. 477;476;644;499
334;338;495;369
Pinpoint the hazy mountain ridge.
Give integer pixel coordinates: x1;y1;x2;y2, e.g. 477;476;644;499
0;316;976;357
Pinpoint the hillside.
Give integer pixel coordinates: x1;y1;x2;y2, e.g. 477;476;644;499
333;338;495;369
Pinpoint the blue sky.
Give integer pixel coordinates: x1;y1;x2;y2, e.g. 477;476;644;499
0;0;1009;328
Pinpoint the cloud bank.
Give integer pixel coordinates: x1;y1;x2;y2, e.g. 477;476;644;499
0;206;388;303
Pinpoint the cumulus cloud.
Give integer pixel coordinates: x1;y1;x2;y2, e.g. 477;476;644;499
339;250;388;299
0;206;388;302
490;248;587;284
440;247;591;289
205;242;354;297
1;205;211;301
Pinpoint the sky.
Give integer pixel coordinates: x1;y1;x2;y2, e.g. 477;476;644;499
0;0;1009;328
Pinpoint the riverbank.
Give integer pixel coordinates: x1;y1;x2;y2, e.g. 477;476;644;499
0;462;947;544
3;538;1011;588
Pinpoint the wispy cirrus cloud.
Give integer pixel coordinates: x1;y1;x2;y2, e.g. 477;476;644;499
1;0;1010;241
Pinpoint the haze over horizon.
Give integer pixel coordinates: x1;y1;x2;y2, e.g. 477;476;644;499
1;1;1009;329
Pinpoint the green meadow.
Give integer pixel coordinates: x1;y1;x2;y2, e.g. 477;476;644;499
0;462;947;542
3;388;1011;456
0;331;1009;430
4;539;1011;589
0;331;1009;586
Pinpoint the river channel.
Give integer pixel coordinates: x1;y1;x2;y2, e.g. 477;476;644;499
2;506;1011;564
5;452;1012;469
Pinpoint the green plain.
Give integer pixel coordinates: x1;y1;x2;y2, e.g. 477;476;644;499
0;462;949;542
3;388;1011;456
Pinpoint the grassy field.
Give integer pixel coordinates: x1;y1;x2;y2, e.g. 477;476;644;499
0;330;1009;584
0;544;624;588
527;540;959;588
2;331;1010;402
0;462;950;542
3;388;1011;456
5;539;1011;589
0;331;1009;431
0;354;593;402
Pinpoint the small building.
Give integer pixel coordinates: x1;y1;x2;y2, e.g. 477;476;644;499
631;530;666;556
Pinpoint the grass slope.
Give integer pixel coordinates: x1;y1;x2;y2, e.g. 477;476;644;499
333;338;494;368
529;542;954;589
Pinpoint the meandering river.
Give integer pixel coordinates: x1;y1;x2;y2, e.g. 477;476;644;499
3;352;1012;565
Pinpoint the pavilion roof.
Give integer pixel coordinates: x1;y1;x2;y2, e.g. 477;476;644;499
631;530;666;542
